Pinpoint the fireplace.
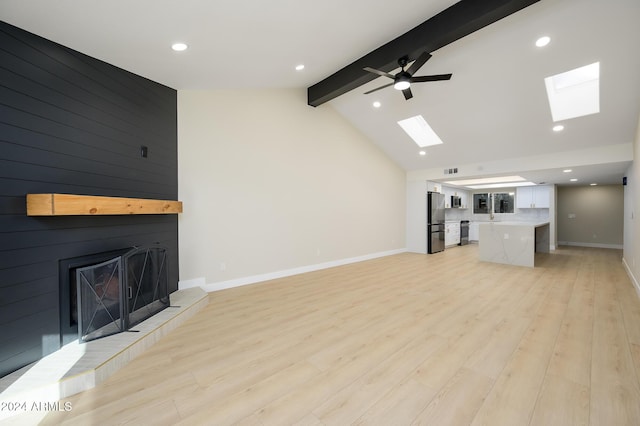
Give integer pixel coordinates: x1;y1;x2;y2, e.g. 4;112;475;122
59;245;170;344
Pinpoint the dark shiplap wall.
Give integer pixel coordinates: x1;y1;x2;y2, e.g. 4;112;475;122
0;21;179;377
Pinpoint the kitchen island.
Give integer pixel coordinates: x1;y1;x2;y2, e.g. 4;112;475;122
479;221;550;267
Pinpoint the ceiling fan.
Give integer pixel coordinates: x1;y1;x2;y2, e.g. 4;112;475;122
363;51;452;100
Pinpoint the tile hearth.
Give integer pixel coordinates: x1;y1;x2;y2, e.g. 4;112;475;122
0;287;208;422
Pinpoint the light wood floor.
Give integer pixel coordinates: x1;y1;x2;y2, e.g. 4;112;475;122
33;245;640;425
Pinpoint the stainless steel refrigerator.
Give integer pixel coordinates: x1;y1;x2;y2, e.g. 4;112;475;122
427;192;445;254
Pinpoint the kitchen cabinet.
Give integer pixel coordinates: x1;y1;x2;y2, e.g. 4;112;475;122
516;186;550;209
469;222;479;241
445;222;460;246
442;186;468;209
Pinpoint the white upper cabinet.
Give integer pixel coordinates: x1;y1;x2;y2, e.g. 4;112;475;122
516;185;550;208
533;186;551;208
441;185;469;209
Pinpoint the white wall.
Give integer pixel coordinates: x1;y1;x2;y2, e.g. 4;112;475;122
623;113;640;294
406;180;427;253
177;89;406;290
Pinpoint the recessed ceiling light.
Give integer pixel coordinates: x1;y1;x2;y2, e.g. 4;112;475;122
563;169;572;173
590;183;597;186
295;64;305;71
535;36;551;47
544;62;600;122
171;43;188;52
419;150;427;156
373;101;381;108
553;124;564;132
397;115;443;148
570;178;578;182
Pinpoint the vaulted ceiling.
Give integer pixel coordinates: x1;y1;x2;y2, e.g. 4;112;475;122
2;0;638;186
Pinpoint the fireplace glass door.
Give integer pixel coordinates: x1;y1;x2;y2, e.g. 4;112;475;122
123;246;170;329
76;256;125;342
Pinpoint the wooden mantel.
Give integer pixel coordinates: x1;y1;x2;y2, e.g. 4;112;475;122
27;193;183;216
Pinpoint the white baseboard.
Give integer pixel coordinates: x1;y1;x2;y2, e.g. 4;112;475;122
557;241;623;250
189;249;407;293
622;257;640;298
178;276;206;290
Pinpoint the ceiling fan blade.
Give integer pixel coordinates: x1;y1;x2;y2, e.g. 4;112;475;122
402;87;413;100
363;67;395;80
406;51;432;76
410;73;453;83
364;82;394;94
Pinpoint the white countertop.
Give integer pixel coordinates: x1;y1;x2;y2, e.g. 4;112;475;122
479;221;549;227
478;221;551;267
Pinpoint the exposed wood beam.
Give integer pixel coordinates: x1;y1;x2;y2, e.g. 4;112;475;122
307;0;540;107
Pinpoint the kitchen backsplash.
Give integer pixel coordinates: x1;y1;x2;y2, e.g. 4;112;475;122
445;207;550;223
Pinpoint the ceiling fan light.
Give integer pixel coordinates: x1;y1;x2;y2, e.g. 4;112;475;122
394;80;410;90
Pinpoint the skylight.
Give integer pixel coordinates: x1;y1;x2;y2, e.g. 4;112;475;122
397;115;443;148
544;62;600;122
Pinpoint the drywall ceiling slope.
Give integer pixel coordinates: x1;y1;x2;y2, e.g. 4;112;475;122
308;0;539;106
328;0;640;186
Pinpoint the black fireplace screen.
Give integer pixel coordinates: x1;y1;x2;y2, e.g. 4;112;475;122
123;246;169;329
75;245;169;343
76;256;125;342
